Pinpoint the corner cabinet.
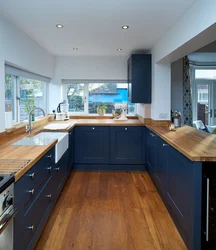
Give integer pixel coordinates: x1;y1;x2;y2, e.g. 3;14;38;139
128;54;151;103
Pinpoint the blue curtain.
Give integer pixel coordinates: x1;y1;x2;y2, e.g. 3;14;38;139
183;56;193;126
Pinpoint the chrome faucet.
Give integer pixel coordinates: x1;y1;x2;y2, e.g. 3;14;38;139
26;107;45;134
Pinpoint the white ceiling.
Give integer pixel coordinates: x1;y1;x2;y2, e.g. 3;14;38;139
0;0;197;56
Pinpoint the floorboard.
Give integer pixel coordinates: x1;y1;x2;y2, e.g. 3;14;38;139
36;171;187;250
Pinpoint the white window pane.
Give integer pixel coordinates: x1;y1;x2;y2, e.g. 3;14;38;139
195;69;216;79
20;77;46;121
88;83;134;114
67;83;85;112
5;74;15;120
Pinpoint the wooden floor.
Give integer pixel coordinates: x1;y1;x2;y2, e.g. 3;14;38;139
36;171;187;250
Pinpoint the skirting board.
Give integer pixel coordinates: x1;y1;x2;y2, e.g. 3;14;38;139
73;164;146;171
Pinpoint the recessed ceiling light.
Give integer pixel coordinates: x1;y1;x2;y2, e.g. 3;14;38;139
117;48;123;51
56;24;64;28
122;25;129;30
73;48;78;50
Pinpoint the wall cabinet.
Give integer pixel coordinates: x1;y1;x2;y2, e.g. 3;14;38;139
74;126;110;164
128;54;151;103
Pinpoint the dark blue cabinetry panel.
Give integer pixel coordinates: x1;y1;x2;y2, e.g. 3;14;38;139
146;128;202;250
128;54;151;104
68;129;74;170
74;126;110;164
14;146;70;250
146;129;156;174
110;126;143;165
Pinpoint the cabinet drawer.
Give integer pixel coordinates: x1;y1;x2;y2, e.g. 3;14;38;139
23;177;53;249
15;148;54;203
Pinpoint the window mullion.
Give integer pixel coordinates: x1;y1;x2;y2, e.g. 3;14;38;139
84;84;88;114
17;77;20;123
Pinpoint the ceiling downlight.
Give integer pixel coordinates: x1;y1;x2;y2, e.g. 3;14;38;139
122;25;129;30
56;24;64;28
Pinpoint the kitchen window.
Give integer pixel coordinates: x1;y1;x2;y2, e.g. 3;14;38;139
63;80;136;115
5;65;50;123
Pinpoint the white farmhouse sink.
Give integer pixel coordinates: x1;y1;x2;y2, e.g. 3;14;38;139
35;132;68;163
13;132;68;163
43;123;71;130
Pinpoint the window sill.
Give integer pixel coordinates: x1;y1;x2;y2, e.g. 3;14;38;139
5;115;54;133
68;113;138;119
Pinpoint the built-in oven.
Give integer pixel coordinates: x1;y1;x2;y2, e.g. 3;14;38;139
0;174;16;250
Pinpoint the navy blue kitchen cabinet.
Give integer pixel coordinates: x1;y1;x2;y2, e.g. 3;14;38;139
74;126;110;164
146;129;157;174
128;54;151;104
146;127;202;250
68;129;74;170
154;136;168;196
14;146;70;250
110;126;143;165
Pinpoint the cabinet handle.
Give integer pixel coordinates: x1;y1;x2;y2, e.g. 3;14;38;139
125;128;128;131
150;133;156;137
92;127;95;130
27;189;34;195
206;178;210;241
54;167;60;172
46;194;52;199
163;143;168;147
46;154;52;159
29;173;35;179
27;225;34;231
46;166;52;171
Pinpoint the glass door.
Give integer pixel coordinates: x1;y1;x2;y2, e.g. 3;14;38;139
194;81;212;126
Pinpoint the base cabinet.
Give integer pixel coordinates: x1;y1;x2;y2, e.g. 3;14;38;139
146;128;202;250
14;147;70;250
110;126;143;164
74;126;145;170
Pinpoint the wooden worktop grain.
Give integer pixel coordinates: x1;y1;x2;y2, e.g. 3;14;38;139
0;118;142;181
146;124;216;162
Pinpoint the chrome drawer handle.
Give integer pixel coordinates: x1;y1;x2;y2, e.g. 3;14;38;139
46;154;52;159
163;143;168;147
29;173;35;179
125;128;128;131
54;167;60;171
46;194;52;199
150;133;156;137
46;166;52;171
27;225;34;231
27;189;35;195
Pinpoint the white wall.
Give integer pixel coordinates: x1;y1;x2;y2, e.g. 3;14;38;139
49;55;128;112
171;59;183;115
149;0;216;121
0;15;55;131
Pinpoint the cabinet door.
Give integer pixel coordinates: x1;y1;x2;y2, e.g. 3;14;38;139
74;126;110;164
146;129;156;174
68;129;74;170
110;126;143;164
154;137;168;195
130;54;151;103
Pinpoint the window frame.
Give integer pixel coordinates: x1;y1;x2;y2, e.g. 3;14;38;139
5;73;49;124
63;80;136;115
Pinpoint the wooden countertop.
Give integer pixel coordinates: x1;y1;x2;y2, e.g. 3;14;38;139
0;118;142;181
146;124;216;162
43;119;143;132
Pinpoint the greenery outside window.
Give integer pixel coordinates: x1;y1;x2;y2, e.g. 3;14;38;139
5;65;50;123
64;81;136;115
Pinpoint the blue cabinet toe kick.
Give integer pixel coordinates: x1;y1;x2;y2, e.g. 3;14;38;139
73;164;146;171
